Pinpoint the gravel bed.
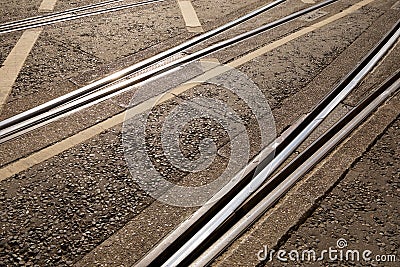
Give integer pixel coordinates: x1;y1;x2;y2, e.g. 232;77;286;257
0;126;150;266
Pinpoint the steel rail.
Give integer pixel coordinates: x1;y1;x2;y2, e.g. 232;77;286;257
0;0;338;142
156;20;400;267
136;10;400;267
0;0;286;131
0;0;164;34
193;69;400;267
0;0;124;30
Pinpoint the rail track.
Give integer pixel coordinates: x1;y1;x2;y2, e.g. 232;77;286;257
0;0;398;266
135;19;400;267
0;0;164;35
191;70;400;267
0;0;340;142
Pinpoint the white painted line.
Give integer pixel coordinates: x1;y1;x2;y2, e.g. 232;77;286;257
0;29;42;111
39;0;58;12
301;0;316;3
0;0;58;111
177;0;204;33
0;0;379;181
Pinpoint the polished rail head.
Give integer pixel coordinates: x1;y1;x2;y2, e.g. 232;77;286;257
0;0;286;134
0;0;164;34
0;0;124;29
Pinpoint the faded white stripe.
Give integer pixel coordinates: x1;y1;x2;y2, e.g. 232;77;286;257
177;0;204;33
39;0;58;11
0;29;42;111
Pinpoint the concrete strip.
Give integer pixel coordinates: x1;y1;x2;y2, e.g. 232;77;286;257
38;0;58;12
0;29;42;112
0;0;377;181
177;0;204;33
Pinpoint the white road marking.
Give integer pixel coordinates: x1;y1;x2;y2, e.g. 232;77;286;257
301;0;316;3
177;0;204;33
0;0;380;181
0;29;42;111
0;0;59;111
39;0;59;12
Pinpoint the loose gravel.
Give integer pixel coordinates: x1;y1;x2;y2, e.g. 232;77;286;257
0;126;151;266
